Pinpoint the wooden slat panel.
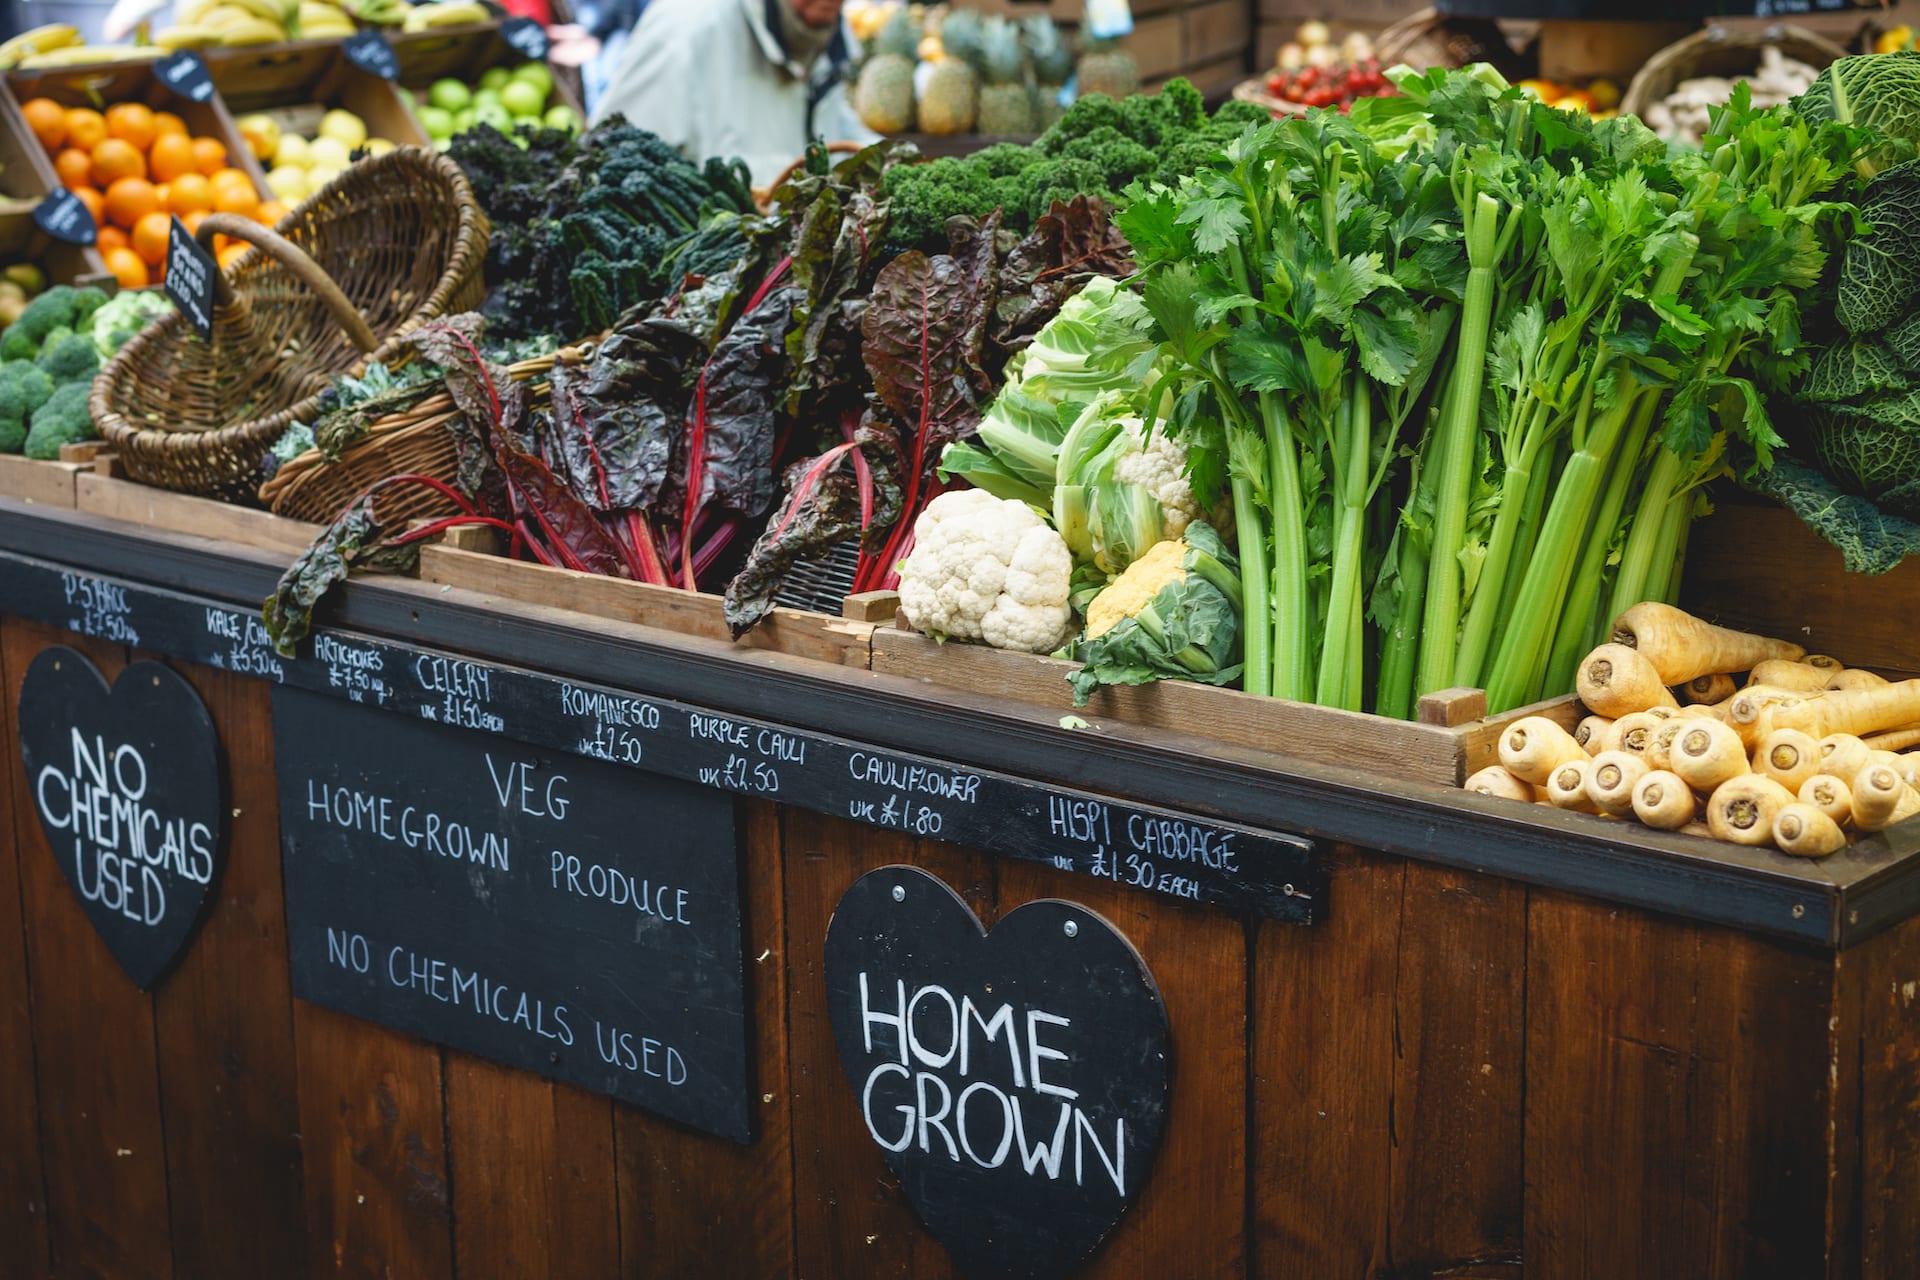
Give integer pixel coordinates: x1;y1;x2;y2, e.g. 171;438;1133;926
1251;846;1403;1276
0;617;52;1276
151;659;308;1276
614;799;794;1278
993;860;1249;1276
3;622;173;1280
0;456;84;508
1129;13;1187;82
1854;910;1920;1277
293;1005;453;1280
1184;0;1252;66
786;815;993;1279
74;475;321;553
445;1059;618;1280
1387;865;1525;1276
1524;889;1835;1279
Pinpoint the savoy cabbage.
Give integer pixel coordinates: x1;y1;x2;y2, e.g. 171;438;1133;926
1795;52;1920;177
1751;456;1920;575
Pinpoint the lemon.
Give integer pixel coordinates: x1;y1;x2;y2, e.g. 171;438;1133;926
273;134;311;168
305;164;343;190
307;136;352;170
266;165;310;202
318;108;368;150
236;112;281;162
364;137;395;157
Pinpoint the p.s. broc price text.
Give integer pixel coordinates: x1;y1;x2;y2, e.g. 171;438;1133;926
34;728;214;926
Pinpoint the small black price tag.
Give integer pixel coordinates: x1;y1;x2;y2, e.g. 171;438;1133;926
499;16;550;61
156;50;215;103
164;215;219;341
32;190;96;246
343;29;398;80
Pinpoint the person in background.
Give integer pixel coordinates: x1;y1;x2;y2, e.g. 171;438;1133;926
591;0;872;189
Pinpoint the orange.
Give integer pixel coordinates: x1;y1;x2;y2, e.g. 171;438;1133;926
103;176;159;230
53;148;92;191
23;98;65;151
72;186;103;227
148;132;194;183
211;180;258;220
210;166;252;194
256;199;289;225
166;172;213;215
96;225;130;254
190;136;226;175
131;211;172;267
64;108;106;152
180;209;208;237
89;137;146;187
217;242;249;271
104;102;156;152
103;246;148;290
153;111;188;140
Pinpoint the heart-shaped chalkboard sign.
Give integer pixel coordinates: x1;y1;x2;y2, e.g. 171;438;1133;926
825;866;1169;1278
17;647;225;989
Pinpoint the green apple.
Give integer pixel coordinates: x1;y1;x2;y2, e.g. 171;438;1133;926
428;78;471;113
511;60;552;95
417;105;454;137
478;66;511;91
500;79;545;119
473;101;512;130
453;107;477;133
542;104;579;133
471;87;502;112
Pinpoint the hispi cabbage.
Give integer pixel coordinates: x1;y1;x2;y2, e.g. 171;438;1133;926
1070;522;1243;705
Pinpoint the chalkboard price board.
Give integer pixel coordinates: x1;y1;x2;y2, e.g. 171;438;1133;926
499;16;550;60
17;647;226;989
827;866;1169;1277
164;215;217;341
32;191;96;246
156;50;215;103
274;686;753;1142
343;30;398;80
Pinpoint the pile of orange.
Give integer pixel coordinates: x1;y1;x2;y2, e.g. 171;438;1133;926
23;98;287;288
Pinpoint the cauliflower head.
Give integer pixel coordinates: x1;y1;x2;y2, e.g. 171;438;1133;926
898;489;1074;653
1111;417;1201;538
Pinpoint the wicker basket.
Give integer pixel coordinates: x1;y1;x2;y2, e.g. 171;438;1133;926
1620;24;1848;120
92;147;488;501
257;344;593;528
1376;9;1524;80
1230;77;1308;117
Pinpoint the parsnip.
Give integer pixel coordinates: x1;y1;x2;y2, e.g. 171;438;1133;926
1576;643;1679;718
1767;680;1920;741
1682;672;1737;704
1748;660;1831;693
1819;733;1873;785
1706;775;1795;847
1464;765;1533;802
1574;714;1614;755
1774;804;1848;857
1827;669;1889;692
1602;711;1667;758
1756;728;1822;794
1672;718;1750;794
1610;602;1805;684
1864;728;1920;753
1632;769;1698;830
1853;763;1916;831
1546;759;1600;813
1586;750;1649;817
1804;654;1845;672
1647;719;1686;772
1798;773;1854;826
1499;716;1588;785
1726;686;1806;749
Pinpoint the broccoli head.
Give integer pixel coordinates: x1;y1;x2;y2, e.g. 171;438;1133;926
23;381;95;460
0;285;109;362
36;330;99;385
0;359;56;440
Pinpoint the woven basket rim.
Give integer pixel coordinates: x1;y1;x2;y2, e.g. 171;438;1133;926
1619;23;1849;119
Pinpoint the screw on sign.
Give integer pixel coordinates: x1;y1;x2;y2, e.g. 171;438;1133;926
156;50;214;102
33;191;96;246
343;30;398;80
164;216;218;342
500;16;551;60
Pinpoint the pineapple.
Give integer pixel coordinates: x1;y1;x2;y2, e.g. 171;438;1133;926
918;56;979;134
853;6;919;133
1075;32;1139;100
975;18;1034;136
937;8;984;68
1022;15;1071;130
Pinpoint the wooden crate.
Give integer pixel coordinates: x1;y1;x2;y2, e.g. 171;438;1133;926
0;455;85;507
0;77;111;287
869;621;1578;786
72;469;324;552
414;543;882;669
1680;497;1920;680
207;42;431;149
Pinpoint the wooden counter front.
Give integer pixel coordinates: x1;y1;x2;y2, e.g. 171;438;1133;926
2;499;1918;1278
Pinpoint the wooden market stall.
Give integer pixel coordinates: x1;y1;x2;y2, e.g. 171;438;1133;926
2;493;1919;1279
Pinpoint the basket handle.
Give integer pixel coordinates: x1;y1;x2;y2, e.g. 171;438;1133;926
196;213;379;355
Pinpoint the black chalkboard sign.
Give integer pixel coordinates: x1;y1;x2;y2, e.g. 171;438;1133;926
274;686;752;1142
156;50;214;103
826;866;1169;1277
499;16;550;60
164;215;217;341
32;191;96;246
17;647;226;989
343;29;398;80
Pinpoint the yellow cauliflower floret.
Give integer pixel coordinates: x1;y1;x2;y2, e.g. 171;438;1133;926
1086;539;1187;639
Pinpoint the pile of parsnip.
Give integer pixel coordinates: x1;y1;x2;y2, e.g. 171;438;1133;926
1464;603;1920;857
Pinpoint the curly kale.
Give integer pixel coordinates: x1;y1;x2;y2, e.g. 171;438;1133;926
881;78;1268;250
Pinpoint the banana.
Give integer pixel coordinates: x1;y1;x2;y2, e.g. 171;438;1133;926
223;0;294;29
19;43;167;66
402;1;491;31
0;23;82;67
154;24;224;47
298;17;354;36
215;16;288;43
